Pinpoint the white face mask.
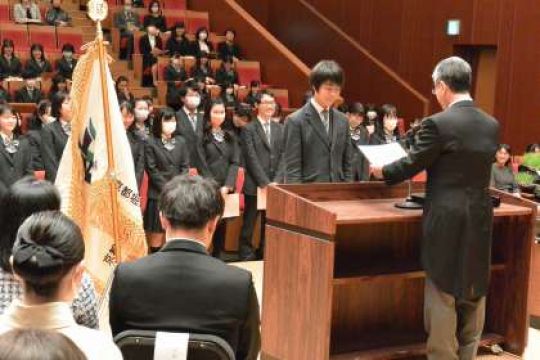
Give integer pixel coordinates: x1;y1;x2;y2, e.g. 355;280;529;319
367;111;377;120
185;95;201;109
134;109;149;121
162;121;176;135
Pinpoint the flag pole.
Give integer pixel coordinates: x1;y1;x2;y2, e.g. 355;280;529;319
89;0;122;262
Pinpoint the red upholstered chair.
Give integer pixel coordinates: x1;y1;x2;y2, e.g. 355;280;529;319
0;23;29;47
209;34;224;51
163;0;186;10
18;112;32;134
139;171;149;213
163;9;186;29
132;30;145;80
156;56;170;81
0;4;9;21
236;86;249;102
235;61;261;87
57;27;84;54
28;26;57;52
7;80;25;99
269;88;289;109
185;11;209;35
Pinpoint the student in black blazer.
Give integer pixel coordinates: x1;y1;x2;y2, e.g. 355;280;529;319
201;98;240;257
239;91;285;260
215;57;238;87
0;104;33;187
14;77;44;104
23;44;53;79
0;40;23;79
217;29;241;61
40;92;71;182
109;175;261;360
0;77;10;102
193;27;213;58
284;60;353;183
120;101;145;188
164;55;187;110
166;23;194;57
191;52;214;85
373;57;500;360
55;43;77;80
139;25;164;87
48;74;69;101
346;102;370;181
144;108;189;252
369;104;402;145
27;99;54;171
142;0;167;33
175;82;206;173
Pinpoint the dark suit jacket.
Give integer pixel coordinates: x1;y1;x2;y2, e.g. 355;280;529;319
26;128;44;170
191;66;214;82
144;135;189;199
166;36;194;57
202;133;240;188
241;119;285;195
349;126;370;181
284;102;353;183
218;42;241;60
40;120;68;182
55;57;77;80
15;88;44;104
23;58;53;79
0;87;10;102
383;100;499;299
215;68;238;86
109;239;261;360
175;108;205;172
127;129;145;189
0;56;22;78
0;136;34;187
139;35;163;68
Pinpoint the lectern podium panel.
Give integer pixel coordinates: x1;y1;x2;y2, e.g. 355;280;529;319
261;183;536;360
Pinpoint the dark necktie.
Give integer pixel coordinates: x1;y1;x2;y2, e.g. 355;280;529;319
262;121;271;144
321;109;330;134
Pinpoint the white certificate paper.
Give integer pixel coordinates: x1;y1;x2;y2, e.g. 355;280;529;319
358;143;408;167
154;332;189;360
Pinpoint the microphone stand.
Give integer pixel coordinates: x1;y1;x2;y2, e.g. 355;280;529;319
395;127;423;210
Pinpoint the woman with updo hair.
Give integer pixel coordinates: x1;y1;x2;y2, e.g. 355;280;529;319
0;211;122;360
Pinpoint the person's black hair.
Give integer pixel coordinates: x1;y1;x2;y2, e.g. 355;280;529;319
60;43;75;53
152;107;176;138
0;177;60;272
29;99;52;131
254;89;275;105
203;98;232;143
374;104;400;138
0;102;13;117
222;56;234;65
30;43;46;62
525;143;540;153
171;23;186;39
159;175;224;230
115;75;129;91
0;329;87;360
1;39;15;57
50;91;69;119
380;103;397;118
195;27;209;41
234;103;252;118
147;0;161;14
50;74;67;94
178;80;200;98
142;94;153;105
495;144;512;167
224;28;236;38
348;102;365;116
12;211;84;299
196;51;209;68
250;80;260;88
309;60;344;91
120;100;134;116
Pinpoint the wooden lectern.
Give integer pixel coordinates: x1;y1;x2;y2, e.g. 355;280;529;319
261;183;536;359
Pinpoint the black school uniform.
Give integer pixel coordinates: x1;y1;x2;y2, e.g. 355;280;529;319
0;134;34;187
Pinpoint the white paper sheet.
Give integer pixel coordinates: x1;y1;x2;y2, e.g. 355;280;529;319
358;143;408;167
154;332;189;360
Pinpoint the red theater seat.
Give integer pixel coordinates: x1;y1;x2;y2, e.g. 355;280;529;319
236;61;261;87
28;26;57;52
185;11;209;34
0;4;9;21
57;27;84;54
0;23;29;47
163;9;185;29
163;0;186;10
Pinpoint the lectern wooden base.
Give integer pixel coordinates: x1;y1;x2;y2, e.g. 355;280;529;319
261;183;536;360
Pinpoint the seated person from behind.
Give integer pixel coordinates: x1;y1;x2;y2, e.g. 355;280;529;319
13;0;42;24
15;76;44;104
491;143;519;194
45;0;71;27
0;211;121;359
109;175;261;360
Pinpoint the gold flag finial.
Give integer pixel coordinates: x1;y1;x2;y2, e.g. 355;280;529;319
87;0;108;38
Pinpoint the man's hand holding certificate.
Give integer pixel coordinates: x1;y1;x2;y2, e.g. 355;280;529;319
358;143;408;179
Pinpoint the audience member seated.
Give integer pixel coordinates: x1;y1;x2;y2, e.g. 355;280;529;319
143;0;167;33
27;100;53;170
194;27;214;58
0;211;121;359
132;97;151;141
15;76;44;104
166;23;195;57
120;101;144;188
346;102;370;181
525;143;540;154
221;82;238;108
369;103;401;145
13;0;42;24
218;29;241;61
40;92;71;182
109;175;261;360
216;57;238;86
231;103;252;137
48;74;68;100
165;55;187;110
0;77;10;103
191;52;215;85
0;177;99;328
115;75;134;104
23;44;53;79
114;0;141;61
491;144;519;194
140;24;164;87
56;43;77;80
45;0;71;27
0;40;23;80
0;329;86;360
245;80;261;106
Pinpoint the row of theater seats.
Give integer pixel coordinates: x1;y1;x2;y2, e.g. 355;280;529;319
0;23;83;53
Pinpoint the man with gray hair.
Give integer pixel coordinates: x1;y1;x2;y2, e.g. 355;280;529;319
372;56;499;359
